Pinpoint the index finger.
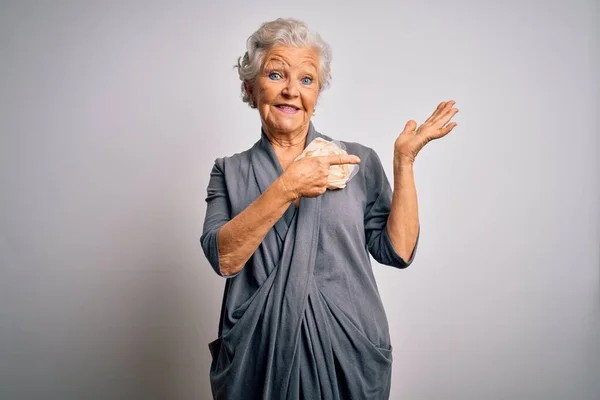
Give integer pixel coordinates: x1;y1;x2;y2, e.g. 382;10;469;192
322;154;361;165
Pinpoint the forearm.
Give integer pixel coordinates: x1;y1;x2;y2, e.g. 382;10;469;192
387;160;419;261
217;177;293;276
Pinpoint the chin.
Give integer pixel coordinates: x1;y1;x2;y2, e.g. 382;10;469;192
268;118;306;134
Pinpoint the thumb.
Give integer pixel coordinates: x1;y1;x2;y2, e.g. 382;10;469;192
403;120;418;133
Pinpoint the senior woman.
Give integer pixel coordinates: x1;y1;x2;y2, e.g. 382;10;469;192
201;18;458;399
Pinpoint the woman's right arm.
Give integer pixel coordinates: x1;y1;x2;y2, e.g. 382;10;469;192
201;154;360;277
217;176;294;276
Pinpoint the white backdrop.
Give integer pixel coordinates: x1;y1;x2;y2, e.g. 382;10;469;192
1;1;598;399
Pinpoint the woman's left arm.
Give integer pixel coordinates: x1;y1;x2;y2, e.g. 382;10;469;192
386;161;419;262
386;100;459;260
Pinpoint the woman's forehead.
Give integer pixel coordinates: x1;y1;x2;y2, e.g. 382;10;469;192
263;46;319;69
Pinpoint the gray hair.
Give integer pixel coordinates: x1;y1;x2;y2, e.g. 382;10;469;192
235;18;332;108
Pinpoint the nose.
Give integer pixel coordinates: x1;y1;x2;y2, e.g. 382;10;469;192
281;79;299;98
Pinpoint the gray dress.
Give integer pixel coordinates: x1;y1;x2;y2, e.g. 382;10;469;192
201;122;418;399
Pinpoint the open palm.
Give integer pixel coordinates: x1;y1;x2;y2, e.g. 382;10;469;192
394;100;459;164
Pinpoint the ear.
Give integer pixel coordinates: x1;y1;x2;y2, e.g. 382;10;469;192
243;81;255;108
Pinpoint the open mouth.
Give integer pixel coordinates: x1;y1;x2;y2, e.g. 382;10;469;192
275;104;300;112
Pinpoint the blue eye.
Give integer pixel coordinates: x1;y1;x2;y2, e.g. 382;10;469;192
268;72;281;80
302;76;313;85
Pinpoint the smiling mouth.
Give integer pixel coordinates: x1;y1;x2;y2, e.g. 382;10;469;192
275;104;300;111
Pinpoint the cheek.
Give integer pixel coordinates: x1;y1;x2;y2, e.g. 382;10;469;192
252;80;265;101
254;86;265;101
304;90;319;108
257;80;280;101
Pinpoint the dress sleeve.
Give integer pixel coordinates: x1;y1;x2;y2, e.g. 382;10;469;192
363;149;419;268
200;159;241;278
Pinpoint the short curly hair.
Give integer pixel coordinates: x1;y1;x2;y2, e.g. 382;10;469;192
235;18;332;108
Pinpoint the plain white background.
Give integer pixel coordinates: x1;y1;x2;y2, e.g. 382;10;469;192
1;1;598;399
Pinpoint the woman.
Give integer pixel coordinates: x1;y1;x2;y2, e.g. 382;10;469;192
201;18;458;399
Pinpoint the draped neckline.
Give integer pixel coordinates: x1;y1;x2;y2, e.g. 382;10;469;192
250;122;320;239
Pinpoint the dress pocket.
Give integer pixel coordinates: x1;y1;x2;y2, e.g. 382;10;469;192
319;289;393;364
375;343;393;361
208;337;222;363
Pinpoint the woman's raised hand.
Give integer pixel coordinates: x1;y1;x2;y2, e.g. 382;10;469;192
394;100;459;165
280;154;361;200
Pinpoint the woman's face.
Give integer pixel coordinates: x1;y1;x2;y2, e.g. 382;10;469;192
248;46;320;138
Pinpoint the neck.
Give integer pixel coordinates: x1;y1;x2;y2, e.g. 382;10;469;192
263;123;310;150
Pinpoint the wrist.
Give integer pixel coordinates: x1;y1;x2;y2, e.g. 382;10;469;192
393;157;414;170
393;151;415;166
277;175;297;203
